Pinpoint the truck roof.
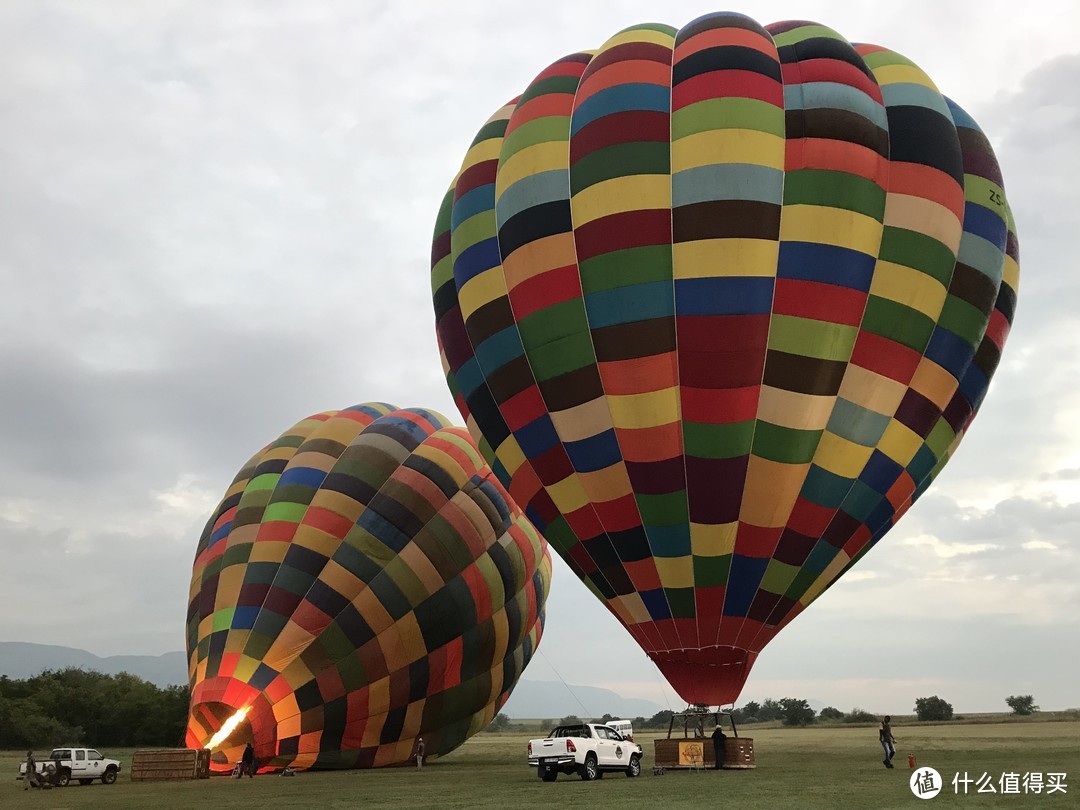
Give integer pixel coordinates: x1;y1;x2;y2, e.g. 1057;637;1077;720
548;723;614;737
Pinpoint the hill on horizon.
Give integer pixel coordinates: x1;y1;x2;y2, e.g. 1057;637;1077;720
0;643;664;718
0;642;187;688
500;679;664;719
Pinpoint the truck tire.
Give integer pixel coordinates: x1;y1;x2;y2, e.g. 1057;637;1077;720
626;755;641;778
579;754;598;781
102;767;118;785
58;768;71;787
541;769;558;782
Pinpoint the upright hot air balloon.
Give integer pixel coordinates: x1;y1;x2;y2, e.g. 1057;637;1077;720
186;404;550;770
431;13;1018;706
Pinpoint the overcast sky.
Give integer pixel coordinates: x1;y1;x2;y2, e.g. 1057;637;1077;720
1;0;1076;716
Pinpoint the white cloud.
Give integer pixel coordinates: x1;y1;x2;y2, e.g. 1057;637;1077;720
900;535;999;560
842;571;879;583
1021;539;1059;551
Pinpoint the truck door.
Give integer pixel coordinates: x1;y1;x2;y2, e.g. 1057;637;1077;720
87;750;104;778
607;728;630;768
593;726;615;767
72;749;88;778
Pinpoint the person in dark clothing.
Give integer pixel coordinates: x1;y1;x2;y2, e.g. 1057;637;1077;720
242;743;256;778
711;725;727;770
24;751;37;790
880;716;897;768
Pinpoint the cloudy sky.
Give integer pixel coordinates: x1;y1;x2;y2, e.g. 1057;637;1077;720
1;0;1076;715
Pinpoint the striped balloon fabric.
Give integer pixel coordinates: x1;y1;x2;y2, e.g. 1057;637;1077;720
431;12;1018;705
186;404;550;770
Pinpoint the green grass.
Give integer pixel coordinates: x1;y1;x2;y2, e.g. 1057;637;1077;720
4;721;1076;809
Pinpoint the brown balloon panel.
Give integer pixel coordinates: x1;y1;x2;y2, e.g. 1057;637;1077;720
432;13;1018;705
185;404;551;769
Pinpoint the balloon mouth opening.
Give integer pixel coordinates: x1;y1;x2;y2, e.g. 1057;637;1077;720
651;647;755;706
188;702;254;769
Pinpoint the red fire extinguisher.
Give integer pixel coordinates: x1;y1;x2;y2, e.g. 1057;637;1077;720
908;754;916;769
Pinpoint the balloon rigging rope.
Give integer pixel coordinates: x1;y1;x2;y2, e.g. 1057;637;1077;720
648;654;675;712
537;648;592;718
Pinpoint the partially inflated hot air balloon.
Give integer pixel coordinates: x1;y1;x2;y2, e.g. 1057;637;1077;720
186;404;550;770
431;13;1018;706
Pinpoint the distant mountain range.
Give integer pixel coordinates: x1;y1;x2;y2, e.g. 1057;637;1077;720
499;680;664;719
0;642;187;688
0;642;662;718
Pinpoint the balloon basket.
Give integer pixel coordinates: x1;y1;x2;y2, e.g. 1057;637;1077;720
653;737;755;770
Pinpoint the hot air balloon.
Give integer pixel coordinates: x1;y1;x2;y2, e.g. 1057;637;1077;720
431;13;1018;706
185;403;551;770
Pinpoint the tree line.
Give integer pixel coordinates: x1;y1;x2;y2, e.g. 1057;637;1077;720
535;693;1042;731
0;669;189;749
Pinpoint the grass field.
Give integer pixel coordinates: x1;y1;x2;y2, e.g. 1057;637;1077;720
4;720;1075;808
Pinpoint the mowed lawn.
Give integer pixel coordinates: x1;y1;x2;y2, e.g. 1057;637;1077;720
3;721;1076;809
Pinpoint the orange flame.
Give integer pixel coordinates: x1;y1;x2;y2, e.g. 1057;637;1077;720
206;707;249;750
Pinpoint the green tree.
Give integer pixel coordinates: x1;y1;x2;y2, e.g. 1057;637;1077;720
488;712;511;731
844;708;877;723
646;710;674;728
914;696;954;722
0;668;189;748
759;699;783;722
735;700;761;724
779;698;816;727
557;715;581;726
1005;695;1039;716
819;706;844;721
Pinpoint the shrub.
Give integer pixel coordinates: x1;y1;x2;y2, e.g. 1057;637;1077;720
914;696;954;722
645;710;674;729
844;708;877;723
487;712;511;731
758;698;784;722
779;698;816;726
1005;695;1039;716
819;706;844;721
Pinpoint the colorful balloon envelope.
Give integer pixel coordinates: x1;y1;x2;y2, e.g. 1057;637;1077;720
432;13;1018;705
186;404;551;769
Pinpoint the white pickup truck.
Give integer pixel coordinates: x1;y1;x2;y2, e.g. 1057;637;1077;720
528;723;643;781
17;748;121;786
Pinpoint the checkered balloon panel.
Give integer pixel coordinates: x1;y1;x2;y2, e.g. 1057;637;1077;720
186;404;550;770
432;13;1018;705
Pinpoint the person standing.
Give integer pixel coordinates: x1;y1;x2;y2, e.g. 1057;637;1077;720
711;725;727;770
24;751;38;790
415;736;426;769
241;742;255;778
880;716;897;768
